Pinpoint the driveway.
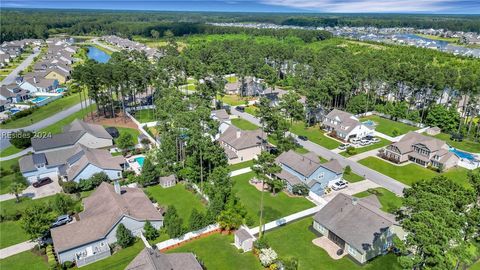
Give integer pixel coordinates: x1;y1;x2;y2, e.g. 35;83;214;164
323;180;380;201
230;108;408;196
0;172;62;202
0;47;40;86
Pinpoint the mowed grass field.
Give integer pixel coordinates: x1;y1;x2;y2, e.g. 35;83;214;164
289;122;341;150
359;115;418;137
231;118;259;130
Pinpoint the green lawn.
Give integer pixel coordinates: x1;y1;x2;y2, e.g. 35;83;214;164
265;217;401;270
80;240;144;270
144;184;206;226
244;105;258;116
0;173;26;195
0;144;26;158
289;122;341;150
0;157;20;171
431;132;480;153
0;250;48;270
219;95;249;106
358;156;474;187
115;127;140;144
0;92;85;129
354;188;403;213
360;115;418;137
167;233;262;270
0;195;61;222
133;109;156;123
231;118;259;130
340;138;391;157
232;172;315;226
228;160;254;171
226;76;238;83
40;104;96;134
0;220;30;249
343;172;365;183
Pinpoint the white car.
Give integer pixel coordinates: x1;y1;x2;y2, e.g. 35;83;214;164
360;140;370;146
338;143;350;150
332;180;348;191
351;138;360;144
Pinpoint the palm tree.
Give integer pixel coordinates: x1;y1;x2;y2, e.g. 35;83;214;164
9;182;25;203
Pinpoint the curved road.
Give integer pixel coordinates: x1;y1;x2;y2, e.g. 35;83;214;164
0;100;91;151
0;47;40;86
230;108;408;196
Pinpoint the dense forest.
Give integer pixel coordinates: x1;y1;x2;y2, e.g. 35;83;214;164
1;9;479;42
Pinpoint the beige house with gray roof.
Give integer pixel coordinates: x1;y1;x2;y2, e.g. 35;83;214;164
217;124;266;164
382;131;459;170
52;182;163;266
313;193;405;264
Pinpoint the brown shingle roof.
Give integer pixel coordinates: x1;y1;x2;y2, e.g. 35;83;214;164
126;248;203;270
218;125;265;150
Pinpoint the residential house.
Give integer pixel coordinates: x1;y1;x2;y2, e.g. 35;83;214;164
217;125;266;164
18;75;59;93
43;66;70;83
0;100;7;112
313;193;405;264
210;109;231;124
31;119;113;153
322;109;374;142
0;84;30;103
52;182;163;266
224;76;265;96
382;131;459;170
260;87;288;107
19;144;125;183
234;227;255;252
126;248;203;270
159;174;176;188
275;150;343;195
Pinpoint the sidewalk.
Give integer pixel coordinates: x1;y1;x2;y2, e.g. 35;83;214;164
0;240;36;259
0;147;32;161
229;167;252;177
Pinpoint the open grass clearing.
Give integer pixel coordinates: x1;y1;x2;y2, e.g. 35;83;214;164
340;137;391;157
0;144;27;158
289;122;341;150
0;220;30;249
133;109;156;123
228;160;254;171
431;132;480;153
144;184;206;226
232;172;315;226
0;249;48;270
343;172;365;183
264;217;401;270
231;118;259;130
354;187;403;213
218;95;250;106
167;233;262;270
360;115;419;137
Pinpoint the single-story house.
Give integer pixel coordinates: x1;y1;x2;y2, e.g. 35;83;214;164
313;193;405;264
234;227;255;252
275;150;343;195
31;119;113;153
159;174;176;188
52;182;163;266
382;131;459;170
125;247;203;270
19;144;125;183
322;109;374;142
217;124;266;164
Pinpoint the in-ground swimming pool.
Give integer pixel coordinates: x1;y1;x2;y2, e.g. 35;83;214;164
449;147;476;161
362;120;376;127
9;108;20;114
56;88;65;93
134;157;145;167
30;96;50;103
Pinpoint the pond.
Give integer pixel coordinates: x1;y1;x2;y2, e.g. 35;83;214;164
87;46;111;63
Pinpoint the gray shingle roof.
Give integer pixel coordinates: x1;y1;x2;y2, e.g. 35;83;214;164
235;228;254;243
275;150;321;178
275;169;303;186
218;125;265;150
64;119;113;140
390;131;446;154
126;248;203;270
31;131;84;152
313;193;396;253
52;183;163;253
321;159;343;174
322;109;364;134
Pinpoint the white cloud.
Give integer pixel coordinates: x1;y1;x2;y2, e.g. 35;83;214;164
261;0;458;13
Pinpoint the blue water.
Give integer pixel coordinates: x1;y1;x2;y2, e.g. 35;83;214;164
31;96;49;103
449;148;476;161
134;157;145;167
56;88;65;93
10;108;20;114
363;120;376;127
87;46;111;63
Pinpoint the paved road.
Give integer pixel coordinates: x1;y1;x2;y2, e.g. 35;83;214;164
0;48;40;86
0;100;91;151
0;147;32;161
230;108;408;196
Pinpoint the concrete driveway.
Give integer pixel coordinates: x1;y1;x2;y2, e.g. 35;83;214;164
323;180;380;201
22;172;62;200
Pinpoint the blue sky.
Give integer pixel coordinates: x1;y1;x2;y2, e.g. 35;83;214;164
2;0;479;14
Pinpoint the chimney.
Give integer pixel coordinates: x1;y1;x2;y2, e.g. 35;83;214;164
114;180;121;195
236;130;241;139
352;197;358;205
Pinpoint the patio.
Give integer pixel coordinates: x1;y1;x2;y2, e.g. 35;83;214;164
312;236;347;260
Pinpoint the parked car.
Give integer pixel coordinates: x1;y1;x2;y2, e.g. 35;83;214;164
32;177;52;188
235;106;245;112
332;180;348;191
338;143;350;150
350;138;360;144
298;135;308;141
38;231;52;247
371;137;380;143
51;215;72;228
360;139;371;146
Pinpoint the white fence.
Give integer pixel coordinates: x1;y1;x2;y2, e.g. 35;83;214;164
125;110;159;147
356;111;426;128
155;224;219;251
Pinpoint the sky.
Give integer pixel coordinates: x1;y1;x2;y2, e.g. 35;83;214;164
1;0;479;14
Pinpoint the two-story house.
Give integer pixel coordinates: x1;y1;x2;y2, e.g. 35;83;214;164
275;150;343;196
322;109;374;142
382;131;459;170
217;125;266;164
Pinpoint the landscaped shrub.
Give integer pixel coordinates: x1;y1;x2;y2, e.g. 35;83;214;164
62;261;74;269
143;221;159;241
116;224;134;248
61;181;78;194
254;237;270;250
9;130;34;149
292;184;309;196
259;248;278;267
346;146;357;156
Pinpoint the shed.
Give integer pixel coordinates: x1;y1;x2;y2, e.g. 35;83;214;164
159;174;176;188
234;227;255;252
426;126;441;136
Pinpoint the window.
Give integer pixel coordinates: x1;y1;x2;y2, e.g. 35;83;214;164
117;172;121;177
347;245;357;256
318;172;324;179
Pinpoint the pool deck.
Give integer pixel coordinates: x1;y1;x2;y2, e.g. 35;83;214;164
127;154;145;175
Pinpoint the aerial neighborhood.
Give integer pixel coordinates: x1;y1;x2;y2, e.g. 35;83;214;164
0;8;479;270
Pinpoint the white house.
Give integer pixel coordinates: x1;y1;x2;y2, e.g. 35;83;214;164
322;109;374;142
234;227;255;252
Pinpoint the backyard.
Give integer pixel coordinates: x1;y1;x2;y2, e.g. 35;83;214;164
431;132;480;153
218;95;251;106
264;217;402;270
231;118;259;130
144;184;206;226
360;115;419;137
228;160;254;171
80;240;144;270
167;233;262;270
232;172;315;226
0;250;48;270
358;156;474;187
354;187;403;213
115;127;141;144
0;220;30;249
132;109;156;123
289;122;342;150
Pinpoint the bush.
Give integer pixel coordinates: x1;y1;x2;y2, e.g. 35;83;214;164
61;181;78;194
9;130;34;149
143;221;159;241
62;261;74;269
344;165;352;175
345;146;357;156
291;184;309;196
254;237;270;250
116;223;134;248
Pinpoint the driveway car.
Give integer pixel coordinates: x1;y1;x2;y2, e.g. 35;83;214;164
338;143;350;150
235;106;245;112
33;177;53;188
51;215;72;228
332;180;348;191
298;135;308;141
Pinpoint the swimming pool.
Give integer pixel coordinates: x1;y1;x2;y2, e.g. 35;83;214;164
362;120;376;127
31;96;50;103
56;88;65;93
449;148;477;161
134;156;145;167
9;108;20;114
